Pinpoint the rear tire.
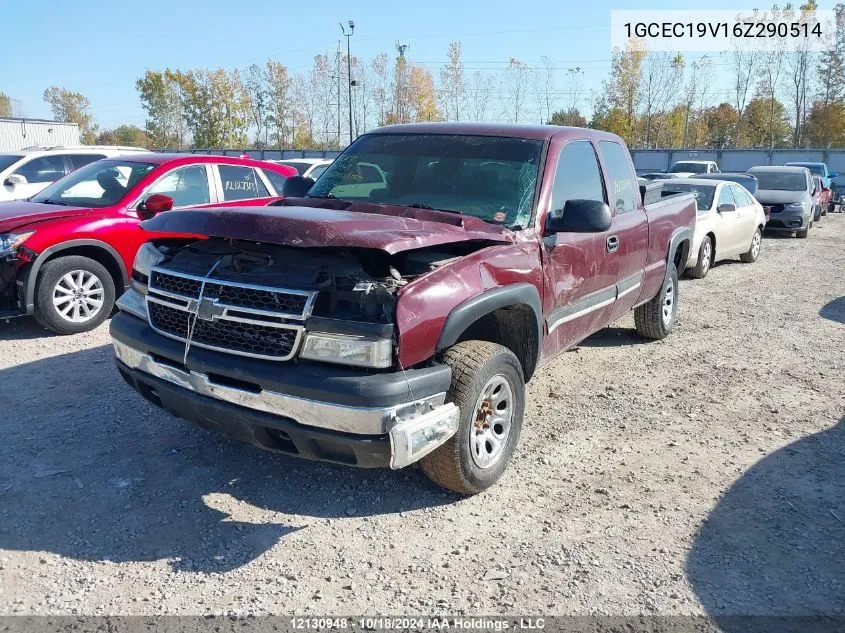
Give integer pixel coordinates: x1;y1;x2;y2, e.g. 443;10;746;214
420;341;525;495
740;228;762;263
689;236;712;279
34;256;115;334
634;263;678;340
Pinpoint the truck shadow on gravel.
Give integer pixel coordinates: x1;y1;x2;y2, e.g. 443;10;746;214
686;418;844;623
0;317;57;341
819;296;845;324
0;345;453;573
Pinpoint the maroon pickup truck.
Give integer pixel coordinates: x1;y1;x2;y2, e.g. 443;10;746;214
109;123;695;494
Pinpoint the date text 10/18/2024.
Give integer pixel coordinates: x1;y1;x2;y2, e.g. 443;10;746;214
290;617;547;630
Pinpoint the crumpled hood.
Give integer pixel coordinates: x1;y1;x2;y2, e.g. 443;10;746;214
140;203;512;255
0;201;91;233
754;189;809;205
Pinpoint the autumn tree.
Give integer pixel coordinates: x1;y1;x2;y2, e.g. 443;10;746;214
467;71;491;122
639;53;683;147
0;92;11;117
681;56;713;148
785;1;819;147
599;38;646;145
43;86;97;143
725;10;761;147
371;53;390;126
245;64;270;146
409;66;441;122
439;42;466;121
387;51;412;124
501;58;530;123
741;97;791;147
96;125;149;148
805;100;845;146
266;60;291;148
549;108;588;127
700;103;741;148
136;70;185;148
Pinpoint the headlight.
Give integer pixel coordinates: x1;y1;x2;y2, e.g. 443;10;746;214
300;332;393;368
785;201;807;210
131;243;165;292
0;231;35;257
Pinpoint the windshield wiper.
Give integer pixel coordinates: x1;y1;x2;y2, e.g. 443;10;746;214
37;199;70;206
307;193;336;199
405;202;464;215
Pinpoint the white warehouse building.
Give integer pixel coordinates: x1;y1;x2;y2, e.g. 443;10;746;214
0;117;80;152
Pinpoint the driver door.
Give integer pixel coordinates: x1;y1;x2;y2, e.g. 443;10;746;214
541;139;618;358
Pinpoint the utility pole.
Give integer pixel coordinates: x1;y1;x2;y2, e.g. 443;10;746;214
340;21;355;145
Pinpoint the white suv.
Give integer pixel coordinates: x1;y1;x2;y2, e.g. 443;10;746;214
0;146;147;202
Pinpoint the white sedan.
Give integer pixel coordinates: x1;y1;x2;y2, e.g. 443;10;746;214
661;178;767;279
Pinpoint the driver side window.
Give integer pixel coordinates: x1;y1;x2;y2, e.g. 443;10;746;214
718;185;736;208
147;165;211;208
550;141;605;218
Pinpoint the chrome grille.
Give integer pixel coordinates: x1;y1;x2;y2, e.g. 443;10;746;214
146;267;315;361
150;269;309;317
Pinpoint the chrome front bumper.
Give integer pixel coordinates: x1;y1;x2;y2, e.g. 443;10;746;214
113;340;459;469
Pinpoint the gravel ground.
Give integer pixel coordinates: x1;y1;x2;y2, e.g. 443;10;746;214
1;216;843;618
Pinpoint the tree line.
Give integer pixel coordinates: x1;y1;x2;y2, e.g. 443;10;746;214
1;2;843;150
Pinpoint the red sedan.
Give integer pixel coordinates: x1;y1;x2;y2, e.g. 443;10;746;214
0;153;295;333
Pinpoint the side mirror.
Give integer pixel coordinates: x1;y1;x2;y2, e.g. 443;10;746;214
546;199;612;234
830;172;839;178
4;174;27;187
282;175;315;198
717;203;737;213
137;193;173;220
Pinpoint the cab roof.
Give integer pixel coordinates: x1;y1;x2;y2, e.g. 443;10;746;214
368;122;622;143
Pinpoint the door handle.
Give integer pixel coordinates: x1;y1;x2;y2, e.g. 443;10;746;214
606;235;619;253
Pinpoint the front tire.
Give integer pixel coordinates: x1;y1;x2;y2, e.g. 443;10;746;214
689;236;712;279
34;256;115;334
634;263;678;340
796;224;810;239
420;341;525;495
740;228;762;263
813;205;822;221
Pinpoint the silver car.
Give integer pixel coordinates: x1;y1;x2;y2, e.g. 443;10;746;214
660;178;767;279
748;166;815;238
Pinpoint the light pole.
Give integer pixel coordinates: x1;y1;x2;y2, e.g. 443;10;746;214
340;20;355;144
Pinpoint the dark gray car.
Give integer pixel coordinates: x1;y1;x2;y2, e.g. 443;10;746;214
747;166;814;238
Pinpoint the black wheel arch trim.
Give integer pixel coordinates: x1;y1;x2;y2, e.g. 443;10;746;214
667;227;692;281
21;239;128;315
435;283;544;376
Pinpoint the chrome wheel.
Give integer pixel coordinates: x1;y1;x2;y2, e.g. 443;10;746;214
52;270;105;323
661;277;675;326
701;240;712;274
751;231;761;259
471;375;514;469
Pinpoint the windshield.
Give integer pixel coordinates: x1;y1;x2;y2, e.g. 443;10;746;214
0;154;23;173
670;162;708;174
308;133;544;228
31;159;156;208
790;163;823;176
754;171;807;192
661;183;716;211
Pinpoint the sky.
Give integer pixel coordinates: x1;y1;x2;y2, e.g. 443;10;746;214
0;0;830;129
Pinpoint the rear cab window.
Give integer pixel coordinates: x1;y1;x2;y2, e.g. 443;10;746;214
598;141;637;214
